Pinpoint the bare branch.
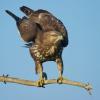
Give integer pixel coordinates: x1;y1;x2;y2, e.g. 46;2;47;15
0;75;92;94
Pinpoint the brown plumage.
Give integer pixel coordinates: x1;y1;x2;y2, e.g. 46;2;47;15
5;10;42;42
6;7;68;86
20;6;68;47
29;31;64;85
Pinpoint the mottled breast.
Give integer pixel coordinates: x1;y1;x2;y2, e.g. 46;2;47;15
29;44;63;62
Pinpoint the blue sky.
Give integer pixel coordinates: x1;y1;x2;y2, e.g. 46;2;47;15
0;0;100;100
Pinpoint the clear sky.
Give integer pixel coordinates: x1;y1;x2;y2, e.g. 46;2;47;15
0;0;100;100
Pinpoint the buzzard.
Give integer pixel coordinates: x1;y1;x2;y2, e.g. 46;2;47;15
6;6;68;86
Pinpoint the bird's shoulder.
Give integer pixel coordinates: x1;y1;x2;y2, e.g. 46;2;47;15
35;9;52;15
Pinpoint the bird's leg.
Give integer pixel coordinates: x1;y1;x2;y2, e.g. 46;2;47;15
56;57;64;84
35;62;45;87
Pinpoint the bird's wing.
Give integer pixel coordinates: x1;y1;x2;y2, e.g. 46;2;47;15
20;6;52;16
34;12;68;47
20;6;68;47
20;6;34;16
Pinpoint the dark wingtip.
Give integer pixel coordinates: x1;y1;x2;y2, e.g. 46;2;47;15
5;10;12;16
5;10;20;22
5;10;9;13
20;6;34;16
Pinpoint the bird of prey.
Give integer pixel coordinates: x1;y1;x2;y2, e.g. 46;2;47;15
6;6;68;86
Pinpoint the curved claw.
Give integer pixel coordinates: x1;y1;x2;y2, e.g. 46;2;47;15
37;79;45;87
42;72;48;80
2;74;9;84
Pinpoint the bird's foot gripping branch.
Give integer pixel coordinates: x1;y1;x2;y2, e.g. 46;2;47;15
0;75;92;95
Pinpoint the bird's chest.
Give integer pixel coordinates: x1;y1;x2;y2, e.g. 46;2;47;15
29;45;63;62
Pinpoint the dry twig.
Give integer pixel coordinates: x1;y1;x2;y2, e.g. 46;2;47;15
0;75;92;94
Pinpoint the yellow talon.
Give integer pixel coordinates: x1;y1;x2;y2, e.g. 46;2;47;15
37;79;45;87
